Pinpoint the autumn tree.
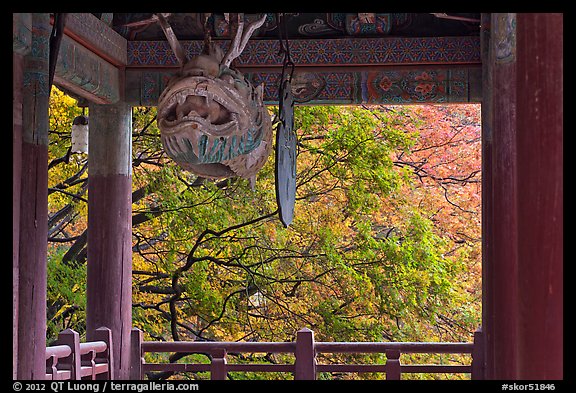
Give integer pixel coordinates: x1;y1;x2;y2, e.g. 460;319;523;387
391;103;482;337
46;88;87;338
46;86;481;380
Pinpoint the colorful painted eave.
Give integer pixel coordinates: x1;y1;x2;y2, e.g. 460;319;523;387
126;66;482;107
127;36;481;68
22;12;482;105
126;36;481;105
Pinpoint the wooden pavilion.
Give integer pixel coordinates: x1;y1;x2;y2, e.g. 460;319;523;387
13;13;562;380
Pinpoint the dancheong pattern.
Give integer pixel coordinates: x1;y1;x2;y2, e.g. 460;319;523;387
127;36;480;67
131;34;480;106
247;69;473;104
138;67;479;106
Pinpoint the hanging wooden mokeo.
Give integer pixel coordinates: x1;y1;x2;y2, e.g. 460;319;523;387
155;13;272;184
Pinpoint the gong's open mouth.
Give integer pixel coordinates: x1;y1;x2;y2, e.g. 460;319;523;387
158;86;240;133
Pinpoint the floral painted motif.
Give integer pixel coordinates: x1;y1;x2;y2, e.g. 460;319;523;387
345;13;392;35
139;68;477;106
127;37;480;67
378;76;393;91
415;71;434;95
355;69;470;104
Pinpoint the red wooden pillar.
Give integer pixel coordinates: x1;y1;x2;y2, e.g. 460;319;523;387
479;12;494;380
13;48;24;382
489;13;520;380
86;102;133;380
483;13;563;380
16;13;50;380
515;13;562;380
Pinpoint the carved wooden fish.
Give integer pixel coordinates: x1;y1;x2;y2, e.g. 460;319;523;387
156;13;271;182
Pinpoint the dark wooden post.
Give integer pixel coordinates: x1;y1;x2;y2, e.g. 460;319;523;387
16;12;51;380
471;328;485;380
210;349;227;380
515;13;563;380
294;328;316;380
130;328;143;380
94;327;114;380
87;102;133;379
486;13;520;380
13;13;32;377
13;30;25;383
385;349;401;380
479;12;494;380
482;13;563;380
56;329;82;380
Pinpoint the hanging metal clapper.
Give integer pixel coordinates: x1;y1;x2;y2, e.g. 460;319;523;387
275;13;297;227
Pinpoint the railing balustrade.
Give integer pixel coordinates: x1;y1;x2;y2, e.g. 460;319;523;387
45;327;113;380
45;326;485;380
130;327;484;380
45;345;73;380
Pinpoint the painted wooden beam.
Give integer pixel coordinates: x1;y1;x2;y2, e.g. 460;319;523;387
42;13;127;104
125;66;482;107
126;36;481;68
125;35;481;105
55;13;127;67
86;102;133;380
54;34;121;104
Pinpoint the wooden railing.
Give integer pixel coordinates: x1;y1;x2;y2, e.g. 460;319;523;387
45;327;113;380
131;327;484;380
45;345;73;380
